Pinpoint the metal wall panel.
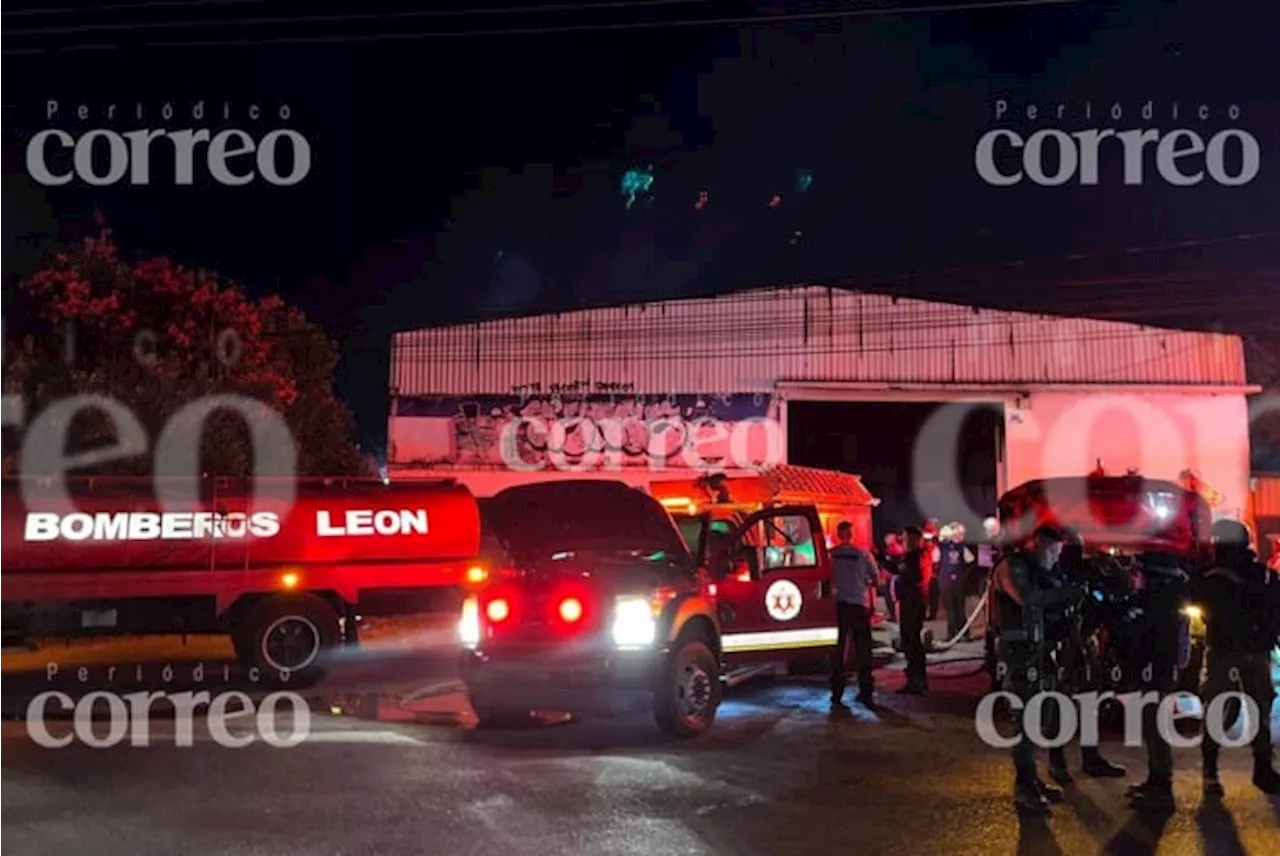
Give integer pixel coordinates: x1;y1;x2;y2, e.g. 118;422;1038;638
390;286;1248;396
1254;475;1280;520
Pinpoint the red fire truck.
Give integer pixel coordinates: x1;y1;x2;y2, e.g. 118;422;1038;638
2;476;481;685
459;478;847;737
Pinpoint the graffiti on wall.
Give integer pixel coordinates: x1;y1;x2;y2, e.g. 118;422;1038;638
393;393;774;468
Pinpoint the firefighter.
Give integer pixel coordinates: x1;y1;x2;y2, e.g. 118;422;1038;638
1122;549;1190;811
1046;529;1126;784
829;521;879;709
1197;518;1280;796
896;526;930;695
924;518;941;620
938;525;969;642
992;523;1082;815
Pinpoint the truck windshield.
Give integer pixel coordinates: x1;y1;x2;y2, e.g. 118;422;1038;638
673;514;735;564
486;482;690;562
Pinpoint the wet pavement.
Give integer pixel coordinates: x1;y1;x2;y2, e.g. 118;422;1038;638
4;616;1280;855
6;665;1280;855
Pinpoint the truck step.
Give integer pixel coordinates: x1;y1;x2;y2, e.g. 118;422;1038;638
721;661;784;689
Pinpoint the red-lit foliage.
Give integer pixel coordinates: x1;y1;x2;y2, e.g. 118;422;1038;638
3;221;365;478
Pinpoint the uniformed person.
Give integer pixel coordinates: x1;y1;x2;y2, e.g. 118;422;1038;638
938;525;969;642
991;523;1082;815
1196;518;1280;795
896;526;930;695
1123;549;1190;811
1046;530;1126;784
830;521;879;709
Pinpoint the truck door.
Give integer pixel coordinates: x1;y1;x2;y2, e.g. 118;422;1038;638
708;505;837;660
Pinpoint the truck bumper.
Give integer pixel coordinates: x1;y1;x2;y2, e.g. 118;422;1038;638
459;645;663;715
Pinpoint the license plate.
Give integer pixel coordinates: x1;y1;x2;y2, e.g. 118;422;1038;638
81;609;118;629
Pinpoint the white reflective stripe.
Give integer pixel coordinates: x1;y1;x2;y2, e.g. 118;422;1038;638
721;627;839;652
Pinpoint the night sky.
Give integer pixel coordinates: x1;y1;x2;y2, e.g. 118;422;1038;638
3;0;1277;448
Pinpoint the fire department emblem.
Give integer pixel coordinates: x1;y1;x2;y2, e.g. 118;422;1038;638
765;579;803;622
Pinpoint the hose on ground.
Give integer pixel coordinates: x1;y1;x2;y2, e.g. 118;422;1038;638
929;580;992;652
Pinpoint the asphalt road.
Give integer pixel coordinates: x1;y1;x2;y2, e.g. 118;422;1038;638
4;622;1280;855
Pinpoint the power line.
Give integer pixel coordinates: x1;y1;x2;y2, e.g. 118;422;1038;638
2;0;264;17
3;0;1080;54
4;0;712;35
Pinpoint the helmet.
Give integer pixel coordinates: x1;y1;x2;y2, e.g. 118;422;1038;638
1211;519;1251;547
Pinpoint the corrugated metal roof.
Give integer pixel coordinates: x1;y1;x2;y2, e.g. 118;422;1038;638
390;286;1247;395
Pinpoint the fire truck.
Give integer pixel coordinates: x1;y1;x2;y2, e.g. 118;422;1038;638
1;476;482;686
650;465;880;557
458;477;850;738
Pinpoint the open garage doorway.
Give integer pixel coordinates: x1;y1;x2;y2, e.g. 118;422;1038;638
787;400;1004;540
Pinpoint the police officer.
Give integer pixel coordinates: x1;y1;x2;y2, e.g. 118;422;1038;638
1045;529;1127;784
1197;518;1280;796
1123;549;1190;811
992;523;1082;815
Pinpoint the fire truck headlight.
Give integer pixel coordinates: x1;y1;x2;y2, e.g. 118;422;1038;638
459;596;481;648
612;596;658;648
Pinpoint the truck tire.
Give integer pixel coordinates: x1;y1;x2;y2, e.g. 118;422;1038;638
468;693;534;729
653;637;721;739
240;595;340;688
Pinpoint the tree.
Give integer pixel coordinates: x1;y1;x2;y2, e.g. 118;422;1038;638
3;220;367;478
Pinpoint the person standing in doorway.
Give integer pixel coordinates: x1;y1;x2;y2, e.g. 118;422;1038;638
896;526;930;694
830;521;879;709
939;525;970;642
879;532;903;621
924;519;942;620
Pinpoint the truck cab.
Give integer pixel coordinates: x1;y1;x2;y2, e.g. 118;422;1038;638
458;475;865;738
653;466;882;655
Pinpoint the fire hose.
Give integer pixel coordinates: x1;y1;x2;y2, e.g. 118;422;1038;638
882;579;994;677
928;580;992;651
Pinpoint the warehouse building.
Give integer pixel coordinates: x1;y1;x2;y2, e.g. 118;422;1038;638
387;286;1257;532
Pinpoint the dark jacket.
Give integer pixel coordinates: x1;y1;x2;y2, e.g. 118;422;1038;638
1195;548;1275;654
1126;556;1189;687
937;542;966;590
897;549;929;601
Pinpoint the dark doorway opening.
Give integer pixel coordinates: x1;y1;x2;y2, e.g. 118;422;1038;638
787;400;1003;540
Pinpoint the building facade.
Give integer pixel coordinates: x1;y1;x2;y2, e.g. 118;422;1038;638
388;286;1257;526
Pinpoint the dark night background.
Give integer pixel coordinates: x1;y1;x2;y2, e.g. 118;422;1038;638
3;0;1278;452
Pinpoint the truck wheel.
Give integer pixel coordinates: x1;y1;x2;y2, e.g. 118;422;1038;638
241;595;340;688
468;693;534;729
653;638;721;739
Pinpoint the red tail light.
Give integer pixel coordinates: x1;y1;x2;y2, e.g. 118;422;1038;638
485;598;511;623
558;597;584;623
